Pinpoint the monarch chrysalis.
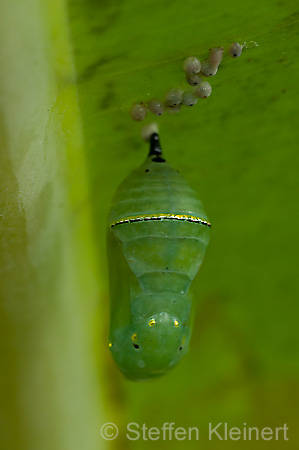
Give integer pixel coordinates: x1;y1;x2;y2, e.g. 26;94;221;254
107;133;210;380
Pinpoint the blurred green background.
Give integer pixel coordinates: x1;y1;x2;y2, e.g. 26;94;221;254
0;0;298;449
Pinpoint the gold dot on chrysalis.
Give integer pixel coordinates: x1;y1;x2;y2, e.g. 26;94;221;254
108;342;112;348
149;318;156;327
174;320;179;327
131;333;138;342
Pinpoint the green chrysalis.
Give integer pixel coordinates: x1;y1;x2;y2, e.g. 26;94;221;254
107;133;210;380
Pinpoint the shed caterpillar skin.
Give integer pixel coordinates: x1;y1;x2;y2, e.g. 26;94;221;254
107;133;210;380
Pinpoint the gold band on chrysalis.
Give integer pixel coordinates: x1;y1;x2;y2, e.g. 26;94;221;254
110;213;211;228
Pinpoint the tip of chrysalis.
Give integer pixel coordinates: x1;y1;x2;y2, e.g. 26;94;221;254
148;133;165;162
141;123;159;142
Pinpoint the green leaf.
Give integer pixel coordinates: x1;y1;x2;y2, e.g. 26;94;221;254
0;1;104;449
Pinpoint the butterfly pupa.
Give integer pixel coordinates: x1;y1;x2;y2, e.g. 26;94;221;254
183;57;201;75
107;133;210;380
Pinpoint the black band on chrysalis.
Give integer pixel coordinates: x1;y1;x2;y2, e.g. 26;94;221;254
149;133;165;162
